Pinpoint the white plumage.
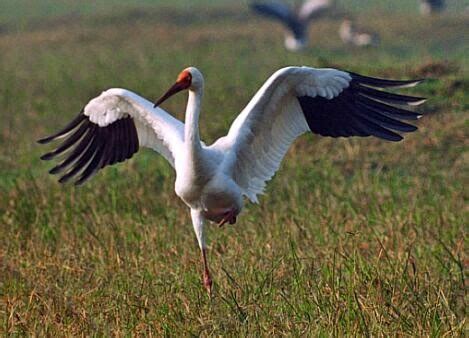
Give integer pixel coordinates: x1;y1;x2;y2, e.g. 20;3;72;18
39;66;426;293
84;89;184;167
217;67;349;201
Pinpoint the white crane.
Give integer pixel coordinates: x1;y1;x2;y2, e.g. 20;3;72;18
339;19;379;47
39;66;426;294
250;0;334;51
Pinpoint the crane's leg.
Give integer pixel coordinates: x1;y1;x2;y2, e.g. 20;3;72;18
191;209;212;295
201;248;212;295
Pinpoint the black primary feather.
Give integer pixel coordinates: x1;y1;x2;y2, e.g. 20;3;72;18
298;72;426;142
39;111;139;185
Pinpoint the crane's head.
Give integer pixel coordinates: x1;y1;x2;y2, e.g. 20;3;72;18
154;67;204;107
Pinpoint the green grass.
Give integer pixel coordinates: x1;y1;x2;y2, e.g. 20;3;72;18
0;1;468;336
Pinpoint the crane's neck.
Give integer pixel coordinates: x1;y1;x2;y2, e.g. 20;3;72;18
184;87;203;154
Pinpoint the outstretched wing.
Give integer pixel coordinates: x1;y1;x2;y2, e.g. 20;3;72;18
215;67;425;202
38;88;184;185
250;2;304;37
250;1;293;22
298;0;333;22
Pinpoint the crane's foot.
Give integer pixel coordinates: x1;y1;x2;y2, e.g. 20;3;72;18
201;248;212;296
203;269;212;295
217;209;237;227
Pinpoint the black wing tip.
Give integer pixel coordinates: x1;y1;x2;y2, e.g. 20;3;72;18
49;167;61;175
357;85;427;106
397;78;426;90
321;133;404;142
74;174;94;186
37;111;87;145
348;71;427;89
42;115;139;186
386;134;404;142
74;178;85;186
370;130;404;142
409;94;428;104
37;138;50;144
387;138;403;142
396;124;417;133
413;78;426;85
58;176;70;184
40;152;56;161
56;174;80;185
37;136;57;144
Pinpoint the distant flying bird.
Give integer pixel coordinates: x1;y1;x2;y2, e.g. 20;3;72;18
420;0;445;15
39;66;426;294
339;19;379;47
250;0;334;51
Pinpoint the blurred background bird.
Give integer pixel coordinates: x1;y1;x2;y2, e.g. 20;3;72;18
419;0;446;15
339;18;379;47
250;0;334;51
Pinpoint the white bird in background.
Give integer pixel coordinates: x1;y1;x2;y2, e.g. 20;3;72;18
39;66;426;294
250;0;334;51
339;19;379;47
420;0;445;16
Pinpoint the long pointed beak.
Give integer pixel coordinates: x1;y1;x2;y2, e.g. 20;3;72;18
154;82;187;108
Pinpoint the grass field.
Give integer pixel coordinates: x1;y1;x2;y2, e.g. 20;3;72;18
0;0;468;335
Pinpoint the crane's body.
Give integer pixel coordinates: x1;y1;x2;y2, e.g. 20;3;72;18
174;144;243;226
39;66;426;294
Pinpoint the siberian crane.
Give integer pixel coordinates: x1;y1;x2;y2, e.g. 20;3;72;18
39;66;426;294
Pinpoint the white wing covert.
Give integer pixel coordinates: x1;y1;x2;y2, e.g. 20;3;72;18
38;88;184;185
218;67;425;203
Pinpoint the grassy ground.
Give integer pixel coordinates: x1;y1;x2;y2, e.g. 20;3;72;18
0;1;468;336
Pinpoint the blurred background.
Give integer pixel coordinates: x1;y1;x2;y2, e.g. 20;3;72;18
0;0;468;27
0;0;467;336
